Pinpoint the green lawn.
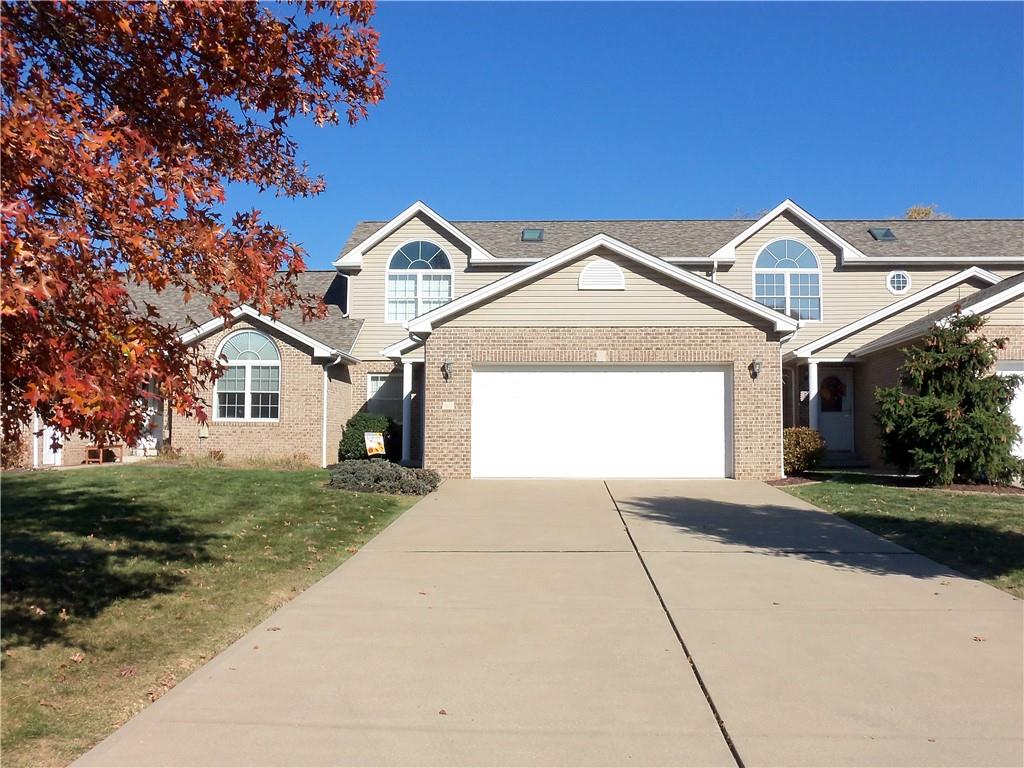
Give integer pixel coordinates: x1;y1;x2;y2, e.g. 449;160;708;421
783;474;1024;598
1;465;418;767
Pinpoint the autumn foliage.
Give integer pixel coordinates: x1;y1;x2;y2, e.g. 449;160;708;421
1;1;385;451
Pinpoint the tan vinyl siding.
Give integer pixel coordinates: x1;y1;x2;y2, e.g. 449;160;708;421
823;278;991;356
986;296;1024;324
444;250;771;329
347;214;517;360
717;211;1018;349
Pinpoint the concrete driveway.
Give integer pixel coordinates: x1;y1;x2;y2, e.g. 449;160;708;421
78;480;1023;767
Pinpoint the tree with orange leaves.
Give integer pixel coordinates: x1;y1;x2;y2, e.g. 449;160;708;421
1;1;386;455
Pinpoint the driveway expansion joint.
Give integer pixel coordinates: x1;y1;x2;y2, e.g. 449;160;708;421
604;481;745;768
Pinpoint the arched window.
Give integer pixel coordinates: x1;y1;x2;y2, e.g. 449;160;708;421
386;241;453;322
215;330;280;420
753;239;822;321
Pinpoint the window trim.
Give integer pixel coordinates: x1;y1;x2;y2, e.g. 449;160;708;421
751;237;824;324
212;330;281;423
383;238;456;325
886;269;912;296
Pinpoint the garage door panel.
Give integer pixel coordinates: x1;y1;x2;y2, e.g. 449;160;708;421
471;366;731;478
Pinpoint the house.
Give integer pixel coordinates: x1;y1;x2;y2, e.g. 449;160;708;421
30;199;1024;478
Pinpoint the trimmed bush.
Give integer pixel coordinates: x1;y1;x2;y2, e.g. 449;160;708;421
338;412;399;461
783;427;826;475
327;460;440;495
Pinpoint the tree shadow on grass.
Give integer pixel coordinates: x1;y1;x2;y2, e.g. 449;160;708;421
615;490;1024;587
2;480;219;650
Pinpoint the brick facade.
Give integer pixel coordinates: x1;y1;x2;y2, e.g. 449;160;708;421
991;325;1024;361
422;326;784;480
169;320;350;466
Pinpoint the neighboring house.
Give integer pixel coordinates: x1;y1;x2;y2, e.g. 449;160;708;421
30;199;1024;479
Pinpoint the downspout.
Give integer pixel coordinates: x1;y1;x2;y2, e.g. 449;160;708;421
321;353;345;468
710;260;718;283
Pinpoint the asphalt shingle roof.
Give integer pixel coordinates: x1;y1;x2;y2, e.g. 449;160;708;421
126;272;363;354
856;270;1024;354
340;218;1024;262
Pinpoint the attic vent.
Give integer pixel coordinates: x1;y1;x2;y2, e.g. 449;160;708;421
521;228;544;242
869;227;896;241
578;259;625;291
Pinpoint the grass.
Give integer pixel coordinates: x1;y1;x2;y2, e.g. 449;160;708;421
783;473;1024;598
1;465;419;767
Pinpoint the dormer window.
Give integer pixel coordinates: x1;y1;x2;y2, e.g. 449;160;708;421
753;239;822;321
386;241;453;323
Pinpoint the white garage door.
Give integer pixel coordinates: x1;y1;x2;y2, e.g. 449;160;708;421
471;365;732;478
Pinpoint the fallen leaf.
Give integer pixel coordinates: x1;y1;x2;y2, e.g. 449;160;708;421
438;708;447;716
39;699;61;710
58;608;69;622
119;666;136;678
30;605;46;616
70;652;85;663
972;636;987;642
267;626;281;632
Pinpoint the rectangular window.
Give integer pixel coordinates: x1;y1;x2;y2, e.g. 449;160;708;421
249;365;280;419
420;274;452;313
386;274;417;322
754;273;787;312
367;373;403;423
789;273;821;320
216;366;246;419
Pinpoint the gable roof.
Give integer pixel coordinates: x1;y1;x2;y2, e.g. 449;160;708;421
333;200;498;270
401;233;799;335
789;266;1003;359
126;272;363;358
853;271;1024;358
339;207;1023;267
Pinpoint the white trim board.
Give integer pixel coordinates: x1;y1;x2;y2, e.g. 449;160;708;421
178;305;360;364
707;199;869;267
333;201;497;270
852;277;1024;358
789;267;1002;359
382;335;425;361
402;233;800;335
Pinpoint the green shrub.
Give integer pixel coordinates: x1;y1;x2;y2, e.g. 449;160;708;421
338;412;399;461
327;460;440;495
783;427;826;475
875;313;1024;485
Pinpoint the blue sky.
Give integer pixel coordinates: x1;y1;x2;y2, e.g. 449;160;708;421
230;1;1024;269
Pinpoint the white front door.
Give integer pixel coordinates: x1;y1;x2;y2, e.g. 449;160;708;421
818;369;853;452
41;424;63;466
996;362;1024;459
471;365;732;478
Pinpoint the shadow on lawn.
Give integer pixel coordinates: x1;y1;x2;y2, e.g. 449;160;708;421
1;480;218;649
617;490;1024;585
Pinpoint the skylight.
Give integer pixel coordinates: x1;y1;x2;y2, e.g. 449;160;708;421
521;228;544;242
868;227;896;242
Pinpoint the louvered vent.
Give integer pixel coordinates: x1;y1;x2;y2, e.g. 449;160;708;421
578;259;625;290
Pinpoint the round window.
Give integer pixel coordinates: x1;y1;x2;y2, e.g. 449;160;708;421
887;270;911;295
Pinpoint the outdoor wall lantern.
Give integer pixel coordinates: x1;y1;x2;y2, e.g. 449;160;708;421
440;361;452;382
749;359;762;380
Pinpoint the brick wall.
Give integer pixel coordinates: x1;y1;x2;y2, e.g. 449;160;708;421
422;326;783;480
991;325;1024;361
170;320;350;466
